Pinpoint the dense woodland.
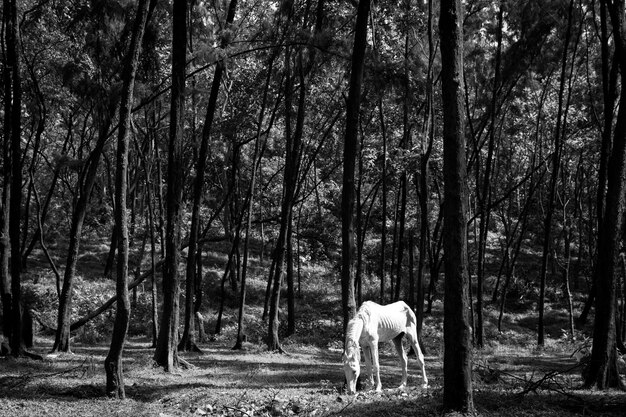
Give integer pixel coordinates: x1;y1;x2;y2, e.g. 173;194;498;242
1;0;626;414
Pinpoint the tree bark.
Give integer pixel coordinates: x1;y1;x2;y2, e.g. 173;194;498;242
0;0;14;343
268;44;304;351
154;0;187;371
180;0;239;353
378;98;388;304
3;0;22;355
439;0;474;412
341;0;369;336
104;0;151;398
538;0;575;347
475;0;504;349
585;0;626;390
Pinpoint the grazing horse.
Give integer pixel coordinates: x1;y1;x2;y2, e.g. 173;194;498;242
342;301;428;394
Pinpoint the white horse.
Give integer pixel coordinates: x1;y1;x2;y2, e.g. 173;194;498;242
342;301;428;394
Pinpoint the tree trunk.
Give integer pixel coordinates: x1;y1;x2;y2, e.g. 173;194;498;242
234;49;277;349
268;44;305;352
341;0;369;336
585;0;626;390
439;0;474;412
378;98;388;304
538;0;575;347
4;0;22;355
105;0;151;397
579;0;619;330
0;0;14;343
475;0;504;349
154;0;187;371
180;0;239;353
52;109;115;353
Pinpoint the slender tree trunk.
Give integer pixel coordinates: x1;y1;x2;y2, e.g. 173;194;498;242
417;0;435;320
440;0;474;412
104;0;151;397
52;110;114;353
579;0;619;329
341;0;369;336
585;0;626;390
233;50;275;350
154;0;187;371
378;99;388;304
268;45;305;351
475;0;504;349
180;0;239;352
4;0;22;355
0;0;14;342
538;0;575;347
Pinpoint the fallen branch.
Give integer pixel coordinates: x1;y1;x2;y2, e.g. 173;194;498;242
70;259;164;331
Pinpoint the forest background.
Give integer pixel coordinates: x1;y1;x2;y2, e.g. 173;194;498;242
0;0;626;415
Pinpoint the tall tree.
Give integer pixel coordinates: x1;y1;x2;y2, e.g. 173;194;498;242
537;0;576;347
3;0;22;355
154;0;187;371
179;0;239;353
104;0;152;398
267;44;304;351
474;0;504;349
341;0;370;334
439;0;474;413
585;0;626;390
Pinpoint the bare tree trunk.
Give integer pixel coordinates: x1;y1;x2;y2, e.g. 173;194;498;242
440;0;474;412
180;0;239;353
0;0;13;342
105;0;151;397
4;0;23;355
154;0;187;371
52;109;115;353
378;99;388;304
538;0;575;347
475;0;504;349
585;0;626;390
268;44;304;351
233;49;275;349
579;0;619;329
340;0;369;337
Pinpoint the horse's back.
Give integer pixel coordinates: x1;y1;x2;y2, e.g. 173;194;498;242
359;301;415;342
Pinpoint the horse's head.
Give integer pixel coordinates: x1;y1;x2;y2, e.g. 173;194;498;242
342;340;361;395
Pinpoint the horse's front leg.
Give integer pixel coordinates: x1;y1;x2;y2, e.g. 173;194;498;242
370;343;382;392
392;336;408;390
362;345;374;389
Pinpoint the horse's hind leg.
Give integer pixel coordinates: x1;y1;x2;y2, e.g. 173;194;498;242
371;343;382;392
406;327;428;388
362;345;374;389
392;334;408;390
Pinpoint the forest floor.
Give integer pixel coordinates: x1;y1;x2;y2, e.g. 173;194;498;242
1;241;625;416
0;331;625;417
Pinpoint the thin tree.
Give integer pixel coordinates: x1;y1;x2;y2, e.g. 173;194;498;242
537;0;575;347
475;0;504;349
179;0;239;353
585;0;626;390
154;0;187;371
3;0;22;355
104;0;152;397
340;0;370;335
439;0;474;412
